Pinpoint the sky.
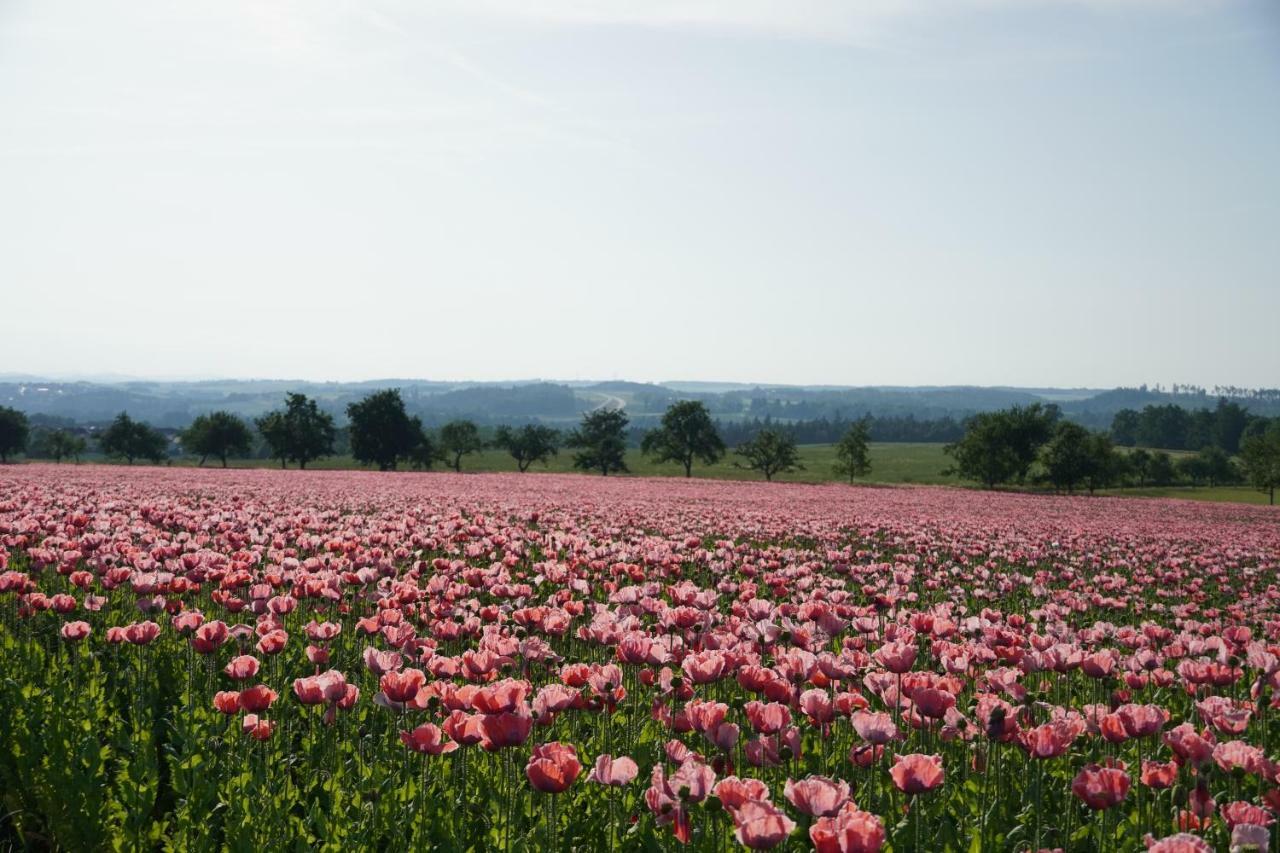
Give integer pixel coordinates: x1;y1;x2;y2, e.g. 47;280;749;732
1;0;1278;389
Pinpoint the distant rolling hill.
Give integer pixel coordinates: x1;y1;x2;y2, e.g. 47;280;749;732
2;377;1276;430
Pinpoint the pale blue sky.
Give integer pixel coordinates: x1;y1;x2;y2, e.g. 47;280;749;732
1;0;1277;387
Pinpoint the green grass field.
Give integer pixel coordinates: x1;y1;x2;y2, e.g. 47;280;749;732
141;442;1276;506
161;442;953;484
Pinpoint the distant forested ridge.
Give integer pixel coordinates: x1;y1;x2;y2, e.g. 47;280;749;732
2;377;1277;438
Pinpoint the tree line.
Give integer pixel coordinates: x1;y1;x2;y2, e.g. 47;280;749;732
0;395;875;484
1108;399;1272;454
5;395;1277;502
947;403;1280;503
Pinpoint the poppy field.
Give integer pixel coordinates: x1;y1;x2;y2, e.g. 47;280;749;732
2;465;1279;852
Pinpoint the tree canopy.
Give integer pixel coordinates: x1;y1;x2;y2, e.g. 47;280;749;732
406;432;443;471
568;409;629;476
439;420;484;472
1111;399;1258;453
99;412;168;464
1041;421;1095;494
832;420;872;483
0;406;29;463
255;393;336;469
640;401;724;477
1175;446;1239;488
944;404;1058;489
346;389;423;471
182;411;253;467
1240;425;1280;505
734;428;801;482
493;424;559;472
43;430;87;463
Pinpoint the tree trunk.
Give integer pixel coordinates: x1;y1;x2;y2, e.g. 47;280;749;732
281;458;287;469
684;460;692;478
220;455;228;468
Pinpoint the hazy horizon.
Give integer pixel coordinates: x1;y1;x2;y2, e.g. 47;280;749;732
3;0;1278;387
0;370;1259;395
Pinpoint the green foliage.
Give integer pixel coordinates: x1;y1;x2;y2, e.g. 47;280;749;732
1042;423;1120;494
0;405;30;462
48;429;86;463
1176;447;1238;488
255;393;336;469
27;428;88;463
1239;425;1280;505
1041;422;1092;493
1002;403;1060;483
406;431;443;471
832;420;872;483
493;424;560;472
944;404;1058;488
733;428;802;481
180;411;253;467
1147;450;1176;487
1126;448;1152;487
438;420;484;472
943;413;1018;488
568;409;629;476
98;412;168;464
346;389;423;471
639;401;724;478
1111;398;1260;453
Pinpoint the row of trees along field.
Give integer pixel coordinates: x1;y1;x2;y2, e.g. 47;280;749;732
3;394;1278;500
0;395;872;483
945;403;1280;503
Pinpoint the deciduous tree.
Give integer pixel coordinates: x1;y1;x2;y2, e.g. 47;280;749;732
640;401;724;478
1127;448;1152;487
569;409;629;476
0;406;29;463
734;429;801;482
99;412;168;464
182;411;253;467
255;393;335;469
832;420;872;483
347;389;423;471
945;404;1057;488
47;430;86;463
439;420;484;472
1240;426;1280;505
494;424;559;472
1042;421;1092;494
407;432;442;471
